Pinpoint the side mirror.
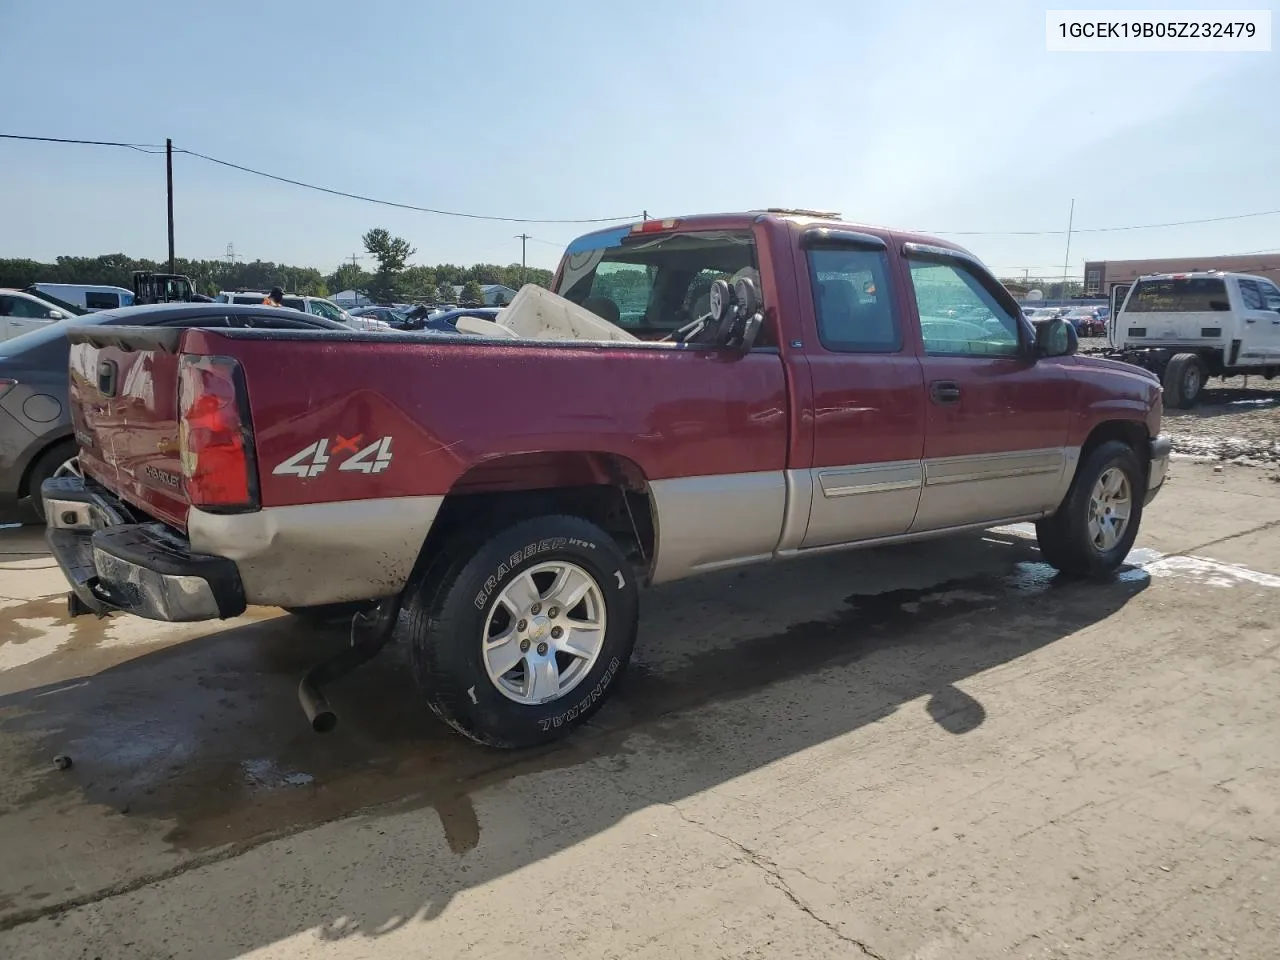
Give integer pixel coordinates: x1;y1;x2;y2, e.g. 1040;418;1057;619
1034;317;1077;358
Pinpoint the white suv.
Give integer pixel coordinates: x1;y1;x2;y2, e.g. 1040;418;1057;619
215;292;392;332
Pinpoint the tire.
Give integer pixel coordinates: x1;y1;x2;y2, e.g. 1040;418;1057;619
22;439;80;523
1035;440;1146;578
1162;353;1205;409
281;601;376;623
407;514;639;748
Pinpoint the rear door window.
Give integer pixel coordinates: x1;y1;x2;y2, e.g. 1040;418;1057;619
1126;277;1229;313
807;248;900;352
1258;280;1280;311
84;291;120;310
1238;279;1264;310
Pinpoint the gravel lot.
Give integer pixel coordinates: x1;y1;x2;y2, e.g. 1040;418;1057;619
1080;337;1280;466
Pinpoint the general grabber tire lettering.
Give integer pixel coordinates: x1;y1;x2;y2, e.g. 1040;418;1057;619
1035;440;1145;579
407;515;639;748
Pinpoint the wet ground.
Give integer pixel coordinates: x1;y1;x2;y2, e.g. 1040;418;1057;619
1;461;1279;958
1080;337;1280;465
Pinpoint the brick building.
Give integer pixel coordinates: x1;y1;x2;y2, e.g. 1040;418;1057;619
1083;253;1280;295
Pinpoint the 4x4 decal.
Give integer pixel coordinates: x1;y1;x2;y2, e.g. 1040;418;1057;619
272;435;393;478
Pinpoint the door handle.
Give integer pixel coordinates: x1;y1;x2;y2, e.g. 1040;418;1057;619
929;380;961;404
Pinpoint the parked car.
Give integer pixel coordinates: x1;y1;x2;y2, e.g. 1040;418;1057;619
399;306;502;333
350;306;407;326
215;292;393;331
1106;271;1280;407
1062;307;1105;337
0;290;79;343
45;210;1169;748
0;302;347;523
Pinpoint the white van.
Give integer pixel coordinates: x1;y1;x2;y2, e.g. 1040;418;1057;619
30;283;134;312
214;292;392;331
1109;271;1280;407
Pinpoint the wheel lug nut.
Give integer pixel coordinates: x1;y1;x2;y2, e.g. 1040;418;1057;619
550;626;563;639
530;603;541;615
547;606;559;618
517;619;527;631
536;642;548;655
520;639;530;652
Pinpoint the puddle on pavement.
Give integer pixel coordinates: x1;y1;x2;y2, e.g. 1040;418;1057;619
0;533;1158;868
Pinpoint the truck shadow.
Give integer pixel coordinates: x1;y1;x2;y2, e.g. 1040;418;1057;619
0;531;1149;951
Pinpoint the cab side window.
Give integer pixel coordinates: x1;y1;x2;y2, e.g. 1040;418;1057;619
1255;279;1280;311
309;299;344;322
1238;279;1265;310
808;248;899;352
907;259;1020;357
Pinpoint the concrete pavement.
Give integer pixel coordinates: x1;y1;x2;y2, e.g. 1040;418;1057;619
1;460;1278;958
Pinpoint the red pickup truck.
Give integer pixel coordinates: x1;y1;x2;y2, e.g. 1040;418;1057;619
44;211;1170;747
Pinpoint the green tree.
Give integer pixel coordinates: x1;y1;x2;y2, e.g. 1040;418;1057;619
460;280;485;305
398;265;438;300
362;227;415;301
330;262;369;295
436;281;456;303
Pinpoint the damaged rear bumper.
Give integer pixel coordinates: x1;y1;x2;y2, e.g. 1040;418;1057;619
42;476;245;622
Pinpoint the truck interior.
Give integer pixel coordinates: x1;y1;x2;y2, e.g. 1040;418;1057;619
555;230;767;344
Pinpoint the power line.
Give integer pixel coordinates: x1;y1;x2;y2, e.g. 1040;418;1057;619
0;132;166;154
924;208;1280;237
174;147;641;225
8;131;1280;236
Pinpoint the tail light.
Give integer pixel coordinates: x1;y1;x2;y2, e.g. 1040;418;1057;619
629;218;680;235
178;355;258;511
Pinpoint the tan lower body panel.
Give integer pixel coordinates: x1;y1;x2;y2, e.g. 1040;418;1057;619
648;471;787;584
187;496;444;607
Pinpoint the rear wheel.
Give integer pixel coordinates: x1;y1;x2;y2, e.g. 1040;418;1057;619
1035;440;1145;578
1162;352;1206;409
406;514;639;748
23;440;80;523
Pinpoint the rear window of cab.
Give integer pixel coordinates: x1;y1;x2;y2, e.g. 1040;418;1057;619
1126;277;1229;313
555;229;760;339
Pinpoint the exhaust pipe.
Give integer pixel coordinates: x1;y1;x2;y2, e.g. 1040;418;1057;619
299;669;339;733
296;599;400;733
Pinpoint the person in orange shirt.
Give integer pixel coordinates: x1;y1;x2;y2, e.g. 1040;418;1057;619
263;287;284;307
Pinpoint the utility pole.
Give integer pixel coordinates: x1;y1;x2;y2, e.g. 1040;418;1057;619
1061;198;1075;300
642;210;649;221
515;233;530;286
347;253;361;269
225;242;236;265
165;138;175;273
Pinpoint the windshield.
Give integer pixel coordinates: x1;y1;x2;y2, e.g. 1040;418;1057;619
1126;277;1228;313
555;228;758;337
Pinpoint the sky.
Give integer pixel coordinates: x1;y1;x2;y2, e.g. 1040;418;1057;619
2;0;1277;279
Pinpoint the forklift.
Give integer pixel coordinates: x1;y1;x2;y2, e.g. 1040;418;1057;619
131;271;212;305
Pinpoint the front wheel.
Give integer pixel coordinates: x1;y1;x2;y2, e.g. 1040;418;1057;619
406;514;639;748
1036;440;1146;578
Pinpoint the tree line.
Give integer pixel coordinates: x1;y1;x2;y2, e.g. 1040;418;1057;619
0;226;555;305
